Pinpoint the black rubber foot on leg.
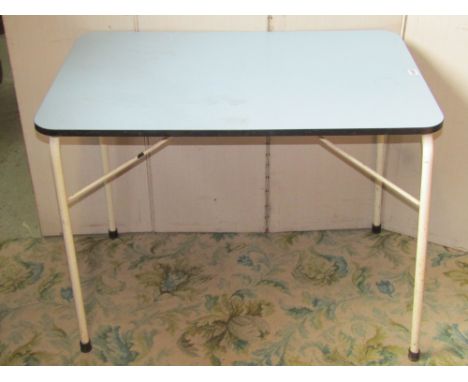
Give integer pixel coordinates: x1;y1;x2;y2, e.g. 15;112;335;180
108;229;119;239
408;349;420;362
80;340;92;353
372;224;382;234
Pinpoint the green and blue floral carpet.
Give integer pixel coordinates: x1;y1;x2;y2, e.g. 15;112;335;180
0;229;467;365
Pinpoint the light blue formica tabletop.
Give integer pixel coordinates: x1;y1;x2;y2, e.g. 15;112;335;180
35;30;444;137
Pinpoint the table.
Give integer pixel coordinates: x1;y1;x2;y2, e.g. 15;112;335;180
34;30;444;361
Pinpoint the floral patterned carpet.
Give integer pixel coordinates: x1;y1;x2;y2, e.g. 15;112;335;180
0;229;467;365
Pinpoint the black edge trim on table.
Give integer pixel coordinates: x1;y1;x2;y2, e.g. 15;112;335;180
35;121;443;138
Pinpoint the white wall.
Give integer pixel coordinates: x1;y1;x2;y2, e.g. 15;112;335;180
5;16;467;250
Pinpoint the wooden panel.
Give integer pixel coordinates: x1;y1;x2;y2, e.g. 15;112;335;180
269;16;402;232
383;16;468;249
269;137;376;232
140;16;267;232
269;15;402;33
137;15;267;31
4;16;153;235
148;137;266;232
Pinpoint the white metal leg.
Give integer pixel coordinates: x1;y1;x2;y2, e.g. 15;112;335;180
318;137;419;208
67;138;170;205
372;135;386;233
408;133;434;361
49;137;92;353
99;137;118;239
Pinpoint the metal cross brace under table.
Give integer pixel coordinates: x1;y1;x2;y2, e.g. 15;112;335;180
35;31;444;361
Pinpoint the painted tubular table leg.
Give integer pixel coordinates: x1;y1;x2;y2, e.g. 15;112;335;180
99;137;118;239
372;135;386;233
408;134;434;361
49;137;92;353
